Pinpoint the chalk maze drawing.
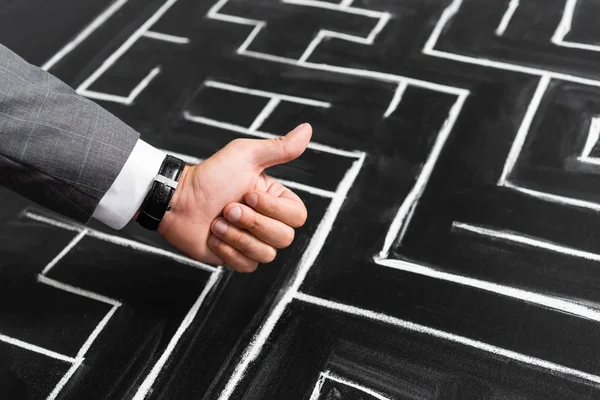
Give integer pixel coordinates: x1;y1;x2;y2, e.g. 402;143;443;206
3;0;600;398
202;0;600;398
0;209;222;400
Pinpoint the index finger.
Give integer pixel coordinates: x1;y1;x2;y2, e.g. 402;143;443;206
244;190;307;228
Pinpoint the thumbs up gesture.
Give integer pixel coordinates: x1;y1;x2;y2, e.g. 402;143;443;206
157;123;312;272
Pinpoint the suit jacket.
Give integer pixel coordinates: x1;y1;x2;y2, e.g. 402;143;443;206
0;44;139;222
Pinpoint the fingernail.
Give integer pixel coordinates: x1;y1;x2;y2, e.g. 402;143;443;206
214;220;228;235
226;206;242;222
246;193;258;208
208;236;221;248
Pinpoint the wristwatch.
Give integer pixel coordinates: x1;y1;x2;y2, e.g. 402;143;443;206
137;155;185;230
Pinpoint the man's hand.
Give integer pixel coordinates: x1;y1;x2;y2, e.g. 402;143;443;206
157;123;312;272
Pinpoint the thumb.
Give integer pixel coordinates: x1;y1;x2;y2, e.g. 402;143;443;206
253;123;312;169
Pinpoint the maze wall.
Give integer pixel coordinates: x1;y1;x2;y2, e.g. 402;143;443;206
2;0;600;399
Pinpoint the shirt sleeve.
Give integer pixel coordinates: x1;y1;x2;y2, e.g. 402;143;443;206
92;139;166;230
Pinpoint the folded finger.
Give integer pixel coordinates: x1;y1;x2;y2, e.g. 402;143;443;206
207;235;258;273
211;218;277;264
223;203;295;249
244;190;307;228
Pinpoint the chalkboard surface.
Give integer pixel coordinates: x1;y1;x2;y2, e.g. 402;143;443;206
2;0;600;399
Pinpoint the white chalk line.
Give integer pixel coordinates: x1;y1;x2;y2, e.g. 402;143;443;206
217;154;365;399
373;256;600;322
309;370;392;400
299;31;327;64
41;0;130;71
41;229;88;275
46;358;84;400
237;22;266;54
277;178;336;198
295;293;600;386
80;66;161;105
581;116;600;159
555;39;600;53
495;0;519;36
46;359;84;400
282;0;387;19
0;333;76;363
126;66;161;104
308;371;327;400
249;97;281;132
379;93;468;258
550;0;600;53
76;90;131;105
143;30;190;44
498;74;551;186
182;112;362;158
383;81;408;118
424;0;600;88
75;304;120;360
553;0;577;44
132;269;222;400
339;0;354;7
204;80;331;108
578;157;600;166
77;0;179;103
579;151;600;167
208;0;261;26
38;275;121;307
323;371;391;400
504;180;600;212
304;15;390;54
554;38;600;53
454;221;600;263
25;211;216;273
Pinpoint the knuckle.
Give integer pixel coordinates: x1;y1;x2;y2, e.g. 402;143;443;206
233;229;245;247
266;198;276;216
230;138;249;148
247;212;260;232
270;136;290;160
240;236;258;256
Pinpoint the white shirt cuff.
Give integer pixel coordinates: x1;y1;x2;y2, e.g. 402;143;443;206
92;139;166;230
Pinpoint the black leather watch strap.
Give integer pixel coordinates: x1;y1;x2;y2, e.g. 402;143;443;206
137;155;185;230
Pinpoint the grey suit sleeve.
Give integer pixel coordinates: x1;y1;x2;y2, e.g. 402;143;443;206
0;43;139;222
